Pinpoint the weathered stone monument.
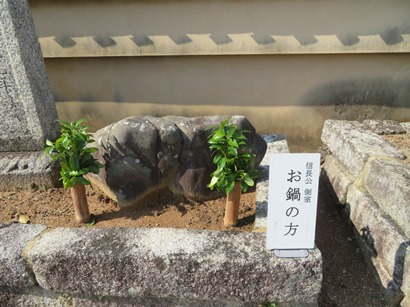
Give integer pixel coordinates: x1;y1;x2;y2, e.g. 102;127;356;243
0;0;60;189
90;115;267;207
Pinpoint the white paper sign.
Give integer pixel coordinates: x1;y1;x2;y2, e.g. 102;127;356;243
266;153;320;250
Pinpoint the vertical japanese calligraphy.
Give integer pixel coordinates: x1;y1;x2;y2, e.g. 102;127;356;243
0;53;14;105
266;153;320;250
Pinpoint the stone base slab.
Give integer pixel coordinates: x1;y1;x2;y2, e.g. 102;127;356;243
0;151;61;191
0;224;322;306
27;227;322;305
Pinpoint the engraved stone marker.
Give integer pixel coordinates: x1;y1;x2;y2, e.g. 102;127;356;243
0;0;60;189
0;0;59;152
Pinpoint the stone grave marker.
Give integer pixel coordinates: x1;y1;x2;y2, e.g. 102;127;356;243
0;0;60;190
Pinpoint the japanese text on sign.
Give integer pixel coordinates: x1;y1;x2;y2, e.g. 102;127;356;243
266;153;320;250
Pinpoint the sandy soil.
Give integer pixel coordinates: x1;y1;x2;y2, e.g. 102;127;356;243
382;133;410;165
0;187;255;231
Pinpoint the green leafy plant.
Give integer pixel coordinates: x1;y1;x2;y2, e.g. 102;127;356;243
86;216;96;228
44;119;104;189
207;119;259;194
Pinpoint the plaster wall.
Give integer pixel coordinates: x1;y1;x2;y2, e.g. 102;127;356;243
46;54;410;151
28;0;410;151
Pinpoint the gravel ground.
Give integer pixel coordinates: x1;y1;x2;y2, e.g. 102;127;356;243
316;180;387;306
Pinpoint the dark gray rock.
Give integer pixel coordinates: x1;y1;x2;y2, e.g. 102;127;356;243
90;116;182;207
164;115;223;199
166;115;266;199
90;115;267;207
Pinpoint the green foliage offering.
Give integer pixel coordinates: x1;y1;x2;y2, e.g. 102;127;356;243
207;119;259;194
44;119;104;189
87;215;96;228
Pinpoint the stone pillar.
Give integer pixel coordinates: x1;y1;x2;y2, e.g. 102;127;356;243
0;0;60;190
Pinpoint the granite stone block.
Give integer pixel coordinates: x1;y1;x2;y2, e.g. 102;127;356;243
363;158;410;237
321;120;405;176
321;154;354;204
254;179;269;230
0;151;61;190
0;286;73;307
362;119;406;135
347;186;406;305
347;185;408;282
0;0;59;152
401;122;410;134
28;227;322;304
0;223;46;288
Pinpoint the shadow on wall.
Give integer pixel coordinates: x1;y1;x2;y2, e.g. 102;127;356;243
384;240;409;305
303;78;410;109
50;26;410;49
31;1;410;49
54;74;410;153
392;241;410;291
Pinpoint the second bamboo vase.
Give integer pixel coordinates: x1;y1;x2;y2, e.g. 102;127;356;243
224;181;242;227
71;182;91;223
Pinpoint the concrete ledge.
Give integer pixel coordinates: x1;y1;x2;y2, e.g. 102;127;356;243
321;119;409;305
